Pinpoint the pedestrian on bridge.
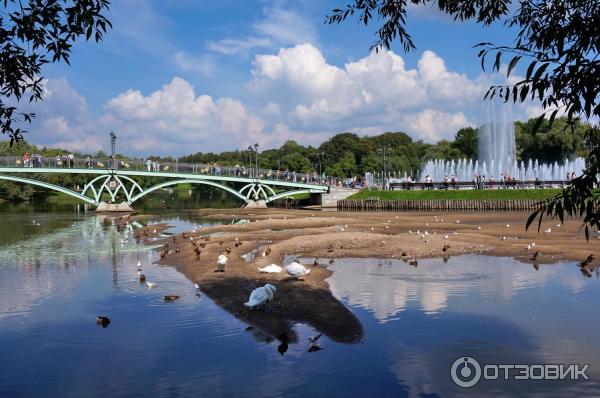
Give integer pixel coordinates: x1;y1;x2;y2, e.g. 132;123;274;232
146;159;152;172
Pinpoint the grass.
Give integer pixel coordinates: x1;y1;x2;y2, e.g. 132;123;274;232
347;188;562;201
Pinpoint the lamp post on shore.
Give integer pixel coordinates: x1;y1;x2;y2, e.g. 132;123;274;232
378;145;391;190
109;131;116;169
254;143;259;178
248;143;259;178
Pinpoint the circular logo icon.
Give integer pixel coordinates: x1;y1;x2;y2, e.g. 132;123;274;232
451;356;481;388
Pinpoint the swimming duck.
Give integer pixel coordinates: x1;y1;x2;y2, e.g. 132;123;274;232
163;295;179;301
96;316;110;327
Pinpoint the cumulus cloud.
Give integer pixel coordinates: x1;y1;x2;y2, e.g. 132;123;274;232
20;43;522;155
249;43;482;141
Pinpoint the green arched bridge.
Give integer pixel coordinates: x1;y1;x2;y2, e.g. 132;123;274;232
0;156;330;210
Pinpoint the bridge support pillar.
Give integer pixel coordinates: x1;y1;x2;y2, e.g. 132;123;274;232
96;201;134;212
243;199;267;209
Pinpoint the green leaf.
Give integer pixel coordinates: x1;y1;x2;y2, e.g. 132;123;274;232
507;55;521;77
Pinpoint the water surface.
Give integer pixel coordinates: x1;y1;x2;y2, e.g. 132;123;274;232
1;207;599;397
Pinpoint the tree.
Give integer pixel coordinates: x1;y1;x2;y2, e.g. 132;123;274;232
0;0;111;144
452;127;478;159
328;0;600;236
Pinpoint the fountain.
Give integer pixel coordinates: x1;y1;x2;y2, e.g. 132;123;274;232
420;102;586;183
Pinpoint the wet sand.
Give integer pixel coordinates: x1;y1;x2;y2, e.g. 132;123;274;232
149;209;600;343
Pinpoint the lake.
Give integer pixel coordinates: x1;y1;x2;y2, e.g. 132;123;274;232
1;203;599;397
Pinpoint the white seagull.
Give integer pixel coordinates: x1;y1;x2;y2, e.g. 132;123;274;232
136;261;142;269
257;264;282;273
284;261;311;278
146;281;157;288
244;284;277;309
216;254;228;272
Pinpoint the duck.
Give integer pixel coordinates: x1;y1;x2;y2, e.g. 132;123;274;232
138;271;146;283
216;254;228;272
146;281;157;288
313;258;319;266
285;261;310;278
580;254;595;267
257;264;282;273
531;251;540;261
408;259;418;267
96;316;110;327
163;295;179;301
244;284;276;309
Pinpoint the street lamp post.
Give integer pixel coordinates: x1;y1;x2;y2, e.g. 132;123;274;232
254;143;259;178
109;131;116;169
379;145;391;190
318;151;324;184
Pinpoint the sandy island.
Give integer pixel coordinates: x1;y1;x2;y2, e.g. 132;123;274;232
143;209;600;344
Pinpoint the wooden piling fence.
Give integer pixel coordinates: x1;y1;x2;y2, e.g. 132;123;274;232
337;199;544;212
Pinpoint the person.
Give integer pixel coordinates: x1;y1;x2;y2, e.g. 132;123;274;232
68;153;74;168
23;152;30;167
535;177;541;188
443;174;449;190
490;176;494;189
451;174;457;190
146;158;152;172
55;154;61;167
61;154;68;168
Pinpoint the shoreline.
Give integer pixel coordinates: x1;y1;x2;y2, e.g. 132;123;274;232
148;209;600;343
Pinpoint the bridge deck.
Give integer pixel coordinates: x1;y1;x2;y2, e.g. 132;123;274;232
0;156;329;191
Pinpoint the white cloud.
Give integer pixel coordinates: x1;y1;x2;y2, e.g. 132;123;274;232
174;52;216;76
207;36;272;56
21;43;527;155
249;43;483;141
207;6;317;56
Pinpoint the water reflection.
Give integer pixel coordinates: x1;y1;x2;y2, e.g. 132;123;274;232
1;208;600;397
321;255;595;321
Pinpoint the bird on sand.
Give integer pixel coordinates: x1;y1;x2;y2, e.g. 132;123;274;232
544;228;552;233
216;254;228;272
442;244;450;252
285;261;310;278
257;264;282;273
244;284;276;309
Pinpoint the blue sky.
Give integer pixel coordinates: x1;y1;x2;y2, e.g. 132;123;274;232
24;0;533;156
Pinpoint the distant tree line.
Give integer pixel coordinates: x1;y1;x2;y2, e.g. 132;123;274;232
0;117;589;201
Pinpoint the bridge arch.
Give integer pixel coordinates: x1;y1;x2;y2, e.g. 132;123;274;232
127;179;250;205
0;175;97;205
264;189;316;203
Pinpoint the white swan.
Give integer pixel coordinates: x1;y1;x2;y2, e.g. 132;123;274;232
284;261;310;278
244;284;276;308
257;264;282;273
216;254;228;272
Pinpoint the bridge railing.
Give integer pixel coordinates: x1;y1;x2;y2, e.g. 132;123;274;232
0;155;334;187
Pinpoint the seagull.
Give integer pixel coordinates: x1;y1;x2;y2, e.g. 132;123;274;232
257;264;282;273
194;283;200;290
502;236;507;240
216;254;228;272
544;228;552;233
455;220;460;224
506;224;510;228
444;234;449;239
244;284;277;310
284;261;310;278
477;226;482;230
136;261;142;269
146;281;157;288
526;244;531;250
